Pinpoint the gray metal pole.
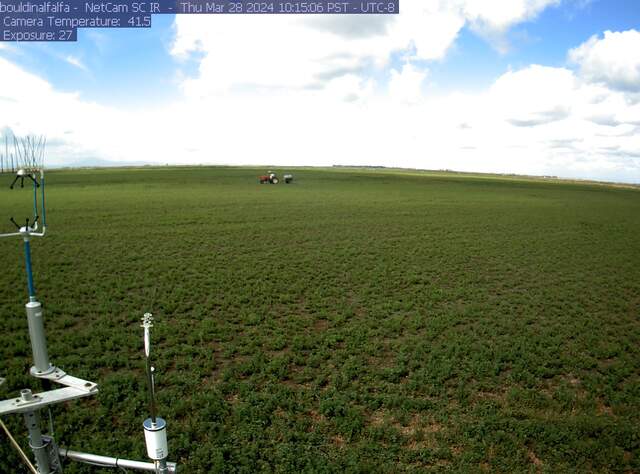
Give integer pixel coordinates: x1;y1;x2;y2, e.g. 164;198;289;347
145;357;157;423
25;301;52;375
58;448;177;473
21;390;51;474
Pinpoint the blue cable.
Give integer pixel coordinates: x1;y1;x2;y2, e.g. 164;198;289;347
33;175;38;221
41;174;46;227
24;239;35;299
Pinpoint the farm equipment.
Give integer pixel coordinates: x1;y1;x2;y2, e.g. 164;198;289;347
259;172;294;184
259;172;279;184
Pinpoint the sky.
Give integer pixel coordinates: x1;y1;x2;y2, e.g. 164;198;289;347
0;0;639;183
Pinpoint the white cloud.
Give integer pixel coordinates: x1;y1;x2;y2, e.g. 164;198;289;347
1;52;638;183
64;55;88;72
569;30;640;92
171;13;426;99
393;2;465;61
490;65;576;126
460;0;561;53
172;0;561;95
0;56;61;104
389;63;428;104
463;0;560;32
323;74;375;103
577;83;640;127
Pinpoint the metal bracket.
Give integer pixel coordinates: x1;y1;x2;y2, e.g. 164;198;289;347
0;387;95;416
30;365;61;379
0;373;98;416
32;368;98;393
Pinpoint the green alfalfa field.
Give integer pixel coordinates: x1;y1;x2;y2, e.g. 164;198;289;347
0;167;639;473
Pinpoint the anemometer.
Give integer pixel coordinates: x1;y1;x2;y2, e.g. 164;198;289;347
0;133;177;473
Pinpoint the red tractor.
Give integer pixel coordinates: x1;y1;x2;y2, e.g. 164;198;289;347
259;172;279;184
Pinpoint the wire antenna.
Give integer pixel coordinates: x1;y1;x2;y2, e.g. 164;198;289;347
0;133;46;175
1;133;13;174
15;135;46;173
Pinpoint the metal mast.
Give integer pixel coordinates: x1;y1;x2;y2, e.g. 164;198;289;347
0;134;177;474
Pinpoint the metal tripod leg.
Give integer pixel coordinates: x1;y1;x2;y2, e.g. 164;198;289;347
9;174;21;189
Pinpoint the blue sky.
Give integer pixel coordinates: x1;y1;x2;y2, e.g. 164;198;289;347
0;0;639;182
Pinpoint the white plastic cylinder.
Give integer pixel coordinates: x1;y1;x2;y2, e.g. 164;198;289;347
143;418;168;460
